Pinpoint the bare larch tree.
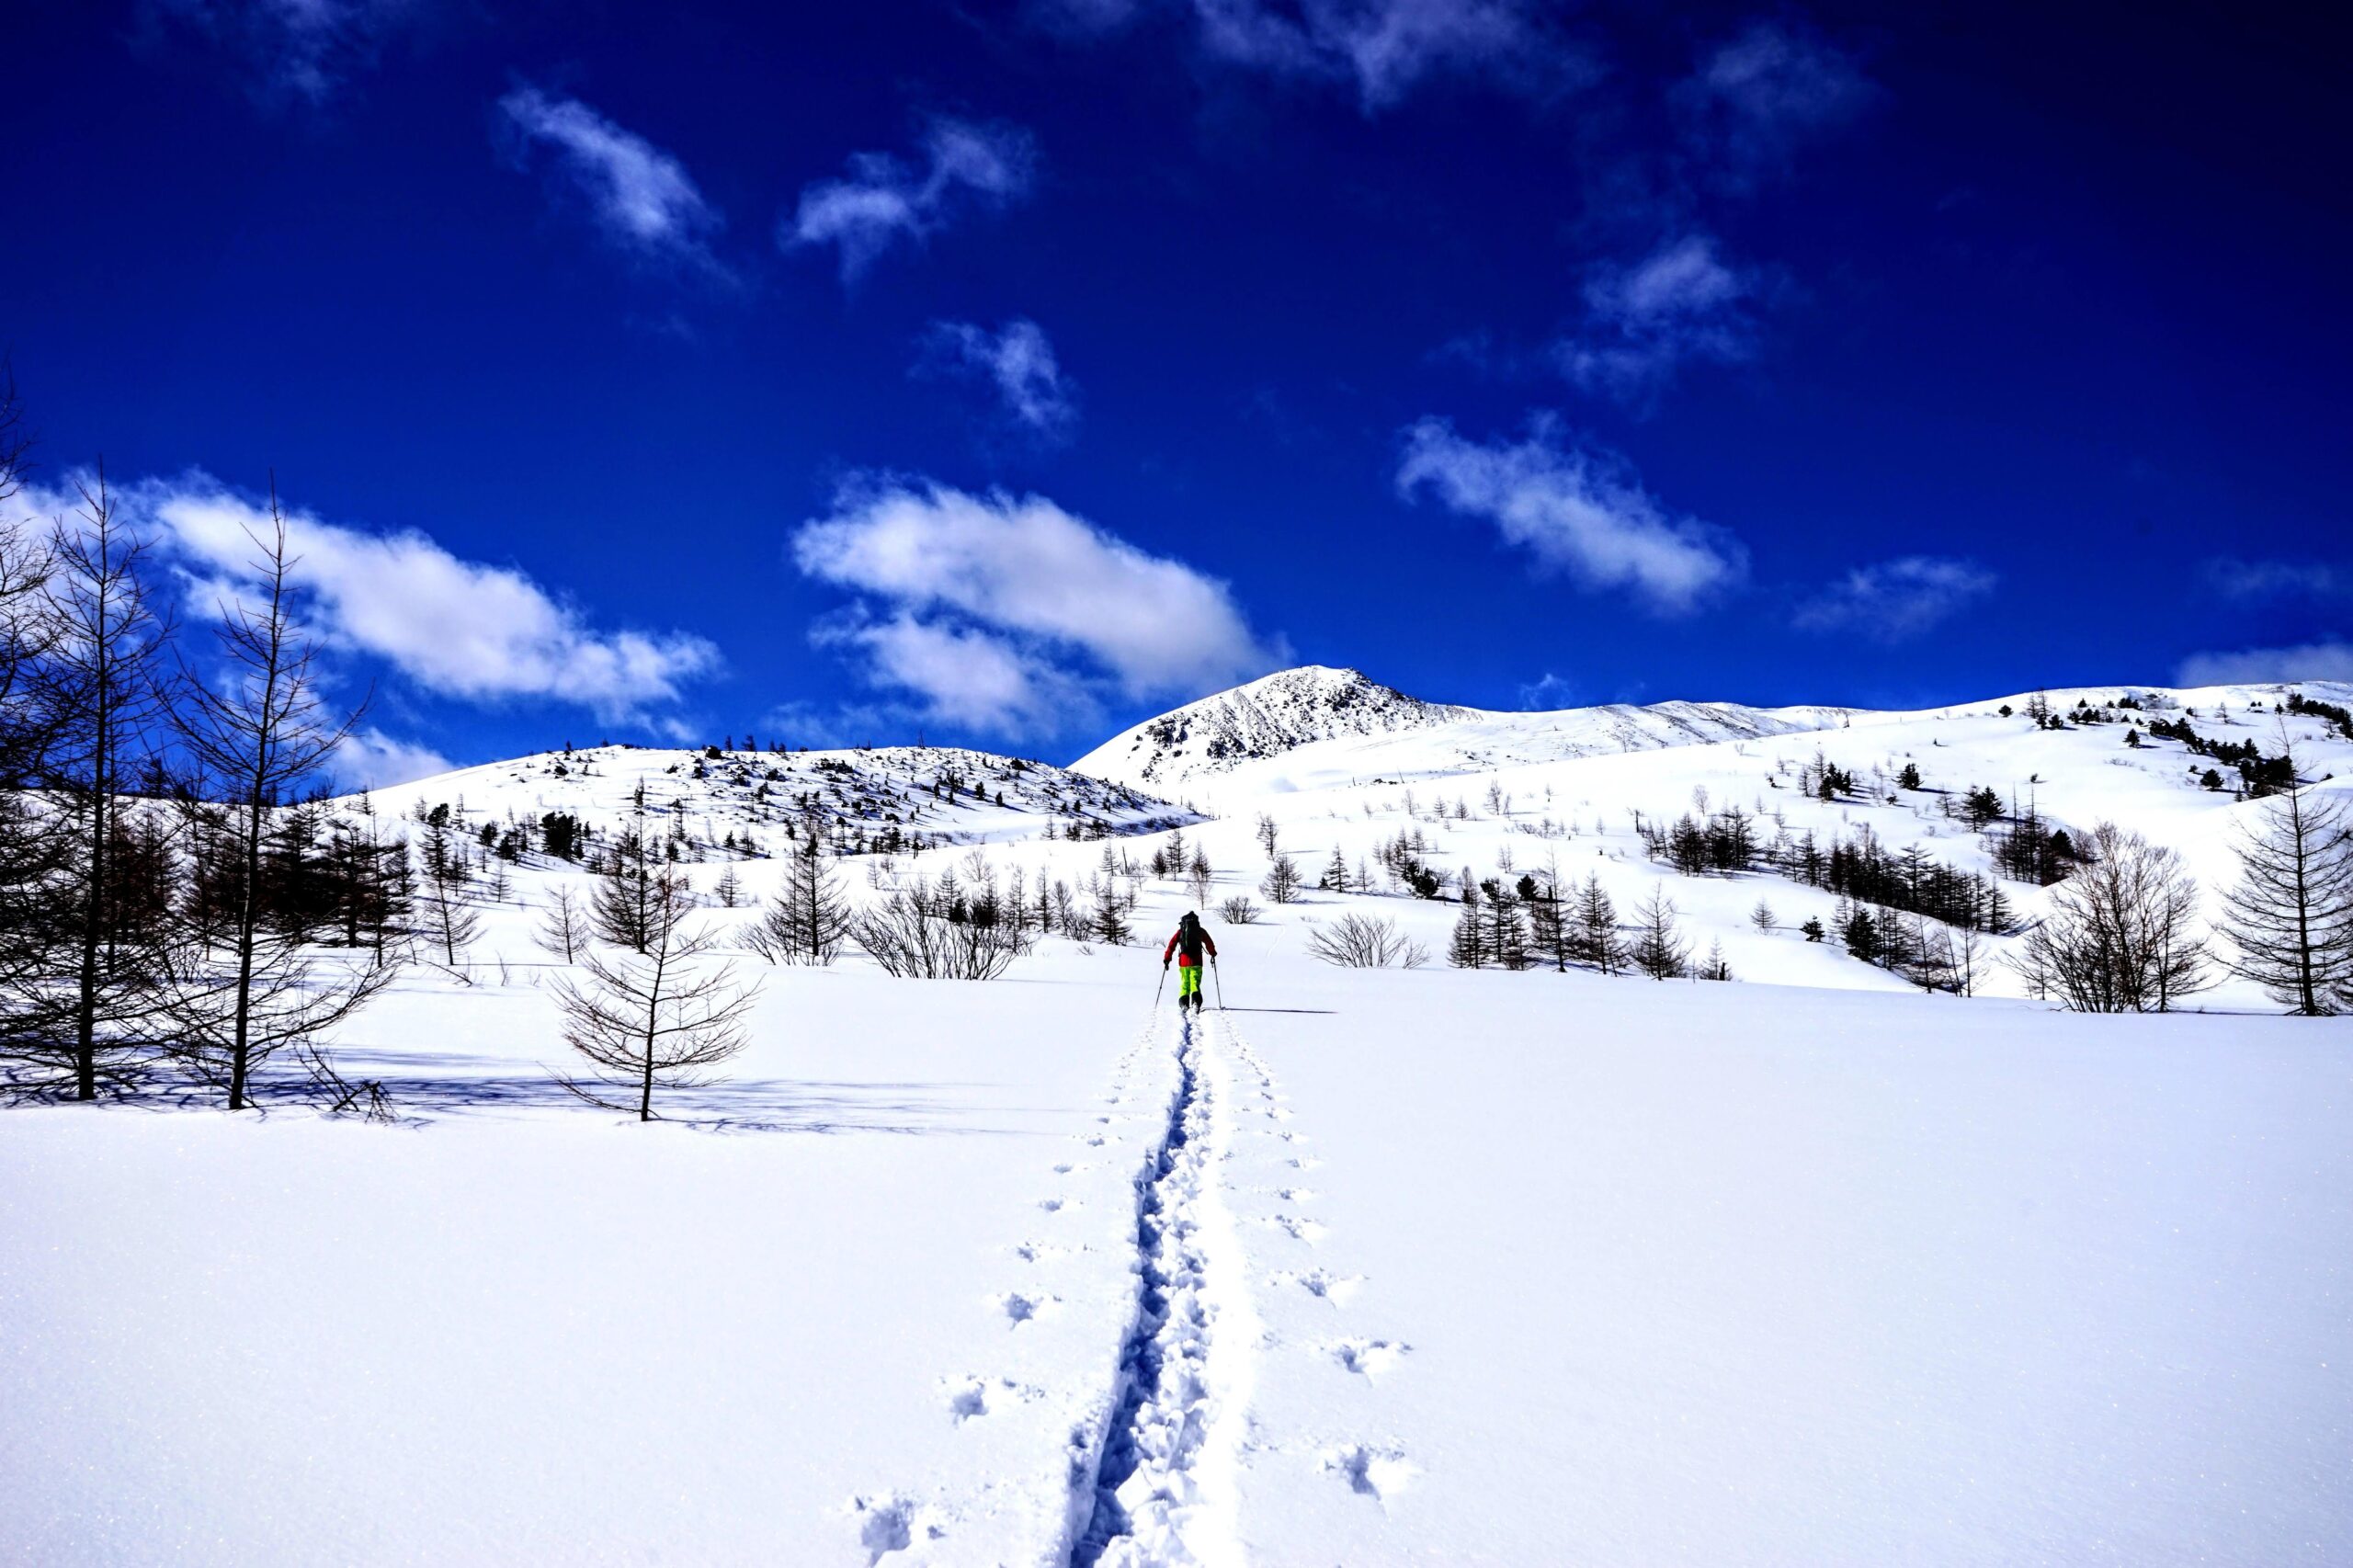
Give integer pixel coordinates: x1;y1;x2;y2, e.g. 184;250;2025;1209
35;466;176;1097
2222;760;2353;1015
747;831;850;964
534;882;588;964
553;872;759;1120
165;491;388;1108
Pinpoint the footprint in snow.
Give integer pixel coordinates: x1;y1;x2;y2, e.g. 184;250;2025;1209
848;1493;939;1563
1267;1214;1329;1244
944;1374;1042;1424
995;1290;1057;1324
1321;1337;1411;1381
1038;1197;1071;1213
1290;1156;1324;1171
1276;1268;1365;1305
946;1379;990;1424
1321;1443;1416;1506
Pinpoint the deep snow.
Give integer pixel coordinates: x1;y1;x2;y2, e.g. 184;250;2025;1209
6;675;2353;1563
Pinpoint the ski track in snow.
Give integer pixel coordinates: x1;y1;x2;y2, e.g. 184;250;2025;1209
1069;1006;1260;1567
851;1001;1415;1563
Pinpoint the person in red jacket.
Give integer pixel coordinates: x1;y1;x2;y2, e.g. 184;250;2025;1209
1162;910;1217;1012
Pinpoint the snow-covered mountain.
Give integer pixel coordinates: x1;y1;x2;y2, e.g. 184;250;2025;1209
1070;664;1858;802
355;741;1193;858
1068;665;1472;795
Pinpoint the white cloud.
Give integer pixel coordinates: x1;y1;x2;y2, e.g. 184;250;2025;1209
813;612;1092;739
2203;558;2346;600
1677;19;1875;185
2177;642;2353;687
1394;415;1746;614
498;85;722;269
792;481;1276;738
1034;0;1584;112
1518;672;1576;710
1794;556;1996;642
784;119;1036;282
135;476;721;722
141;0;423;104
1557;233;1757;403
921;319;1079;442
331;728;454;790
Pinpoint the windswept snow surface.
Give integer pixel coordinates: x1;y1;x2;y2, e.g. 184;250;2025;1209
7;678;2353;1563
1071;664;1854;805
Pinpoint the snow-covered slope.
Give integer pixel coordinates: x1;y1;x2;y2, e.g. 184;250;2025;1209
352;740;1193;857
12;676;2353;1564
1072;665;1856;804
1070;665;1474;795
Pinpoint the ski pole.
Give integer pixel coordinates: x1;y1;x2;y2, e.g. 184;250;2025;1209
1212;956;1225;1011
1154;965;1168;1011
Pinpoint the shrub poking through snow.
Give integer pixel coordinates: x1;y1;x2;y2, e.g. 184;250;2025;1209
1306;913;1427;969
853;878;1029;980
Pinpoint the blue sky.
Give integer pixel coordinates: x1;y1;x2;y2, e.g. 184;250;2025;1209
6;1;2347;779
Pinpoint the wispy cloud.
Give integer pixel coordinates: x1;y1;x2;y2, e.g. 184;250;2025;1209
1395;415;1746;614
332;728;454;790
1556;233;1758;404
1518;672;1576;710
919;319;1080;444
497;85;724;273
783;119;1036;282
2177;642;2353;687
1794;556;1996;642
792;480;1276;738
131;475;721;723
139;0;427;104
1675;18;1876;188
1033;0;1588;113
2202;557;2347;600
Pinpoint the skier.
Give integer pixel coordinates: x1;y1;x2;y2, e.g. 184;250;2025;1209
1161;910;1217;1013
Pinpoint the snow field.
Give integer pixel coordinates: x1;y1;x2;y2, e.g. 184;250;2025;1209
6;676;2353;1563
1210;964;2353;1565
0;962;1164;1565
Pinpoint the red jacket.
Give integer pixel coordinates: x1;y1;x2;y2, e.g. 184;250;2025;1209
1163;926;1217;967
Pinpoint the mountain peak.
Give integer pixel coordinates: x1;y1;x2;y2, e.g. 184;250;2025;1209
1070;665;1470;791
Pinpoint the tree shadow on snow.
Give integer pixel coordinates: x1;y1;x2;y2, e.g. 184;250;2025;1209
320;1048;1015;1134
